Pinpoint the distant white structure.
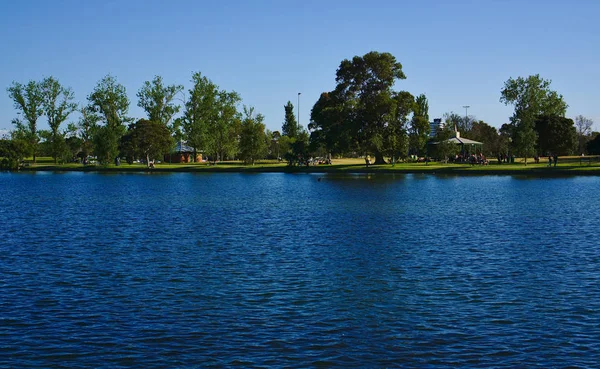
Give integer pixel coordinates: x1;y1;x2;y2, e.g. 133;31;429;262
429;118;444;138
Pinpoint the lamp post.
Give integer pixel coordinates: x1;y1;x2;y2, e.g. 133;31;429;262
463;105;470;122
297;92;301;128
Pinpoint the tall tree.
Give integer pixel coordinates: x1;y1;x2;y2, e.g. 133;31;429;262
535;115;577;156
335;51;407;164
239;106;267;165
204;89;241;163
137;75;184;127
87;75;130;164
182;72;218;162
7;80;44;162
575;115;594;154
500;74;568;164
282;101;298;139
409;94;430;156
40;77;77;163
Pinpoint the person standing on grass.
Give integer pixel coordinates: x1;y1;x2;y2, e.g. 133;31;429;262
553;154;558;167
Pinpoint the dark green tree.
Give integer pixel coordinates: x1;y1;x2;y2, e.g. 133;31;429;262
137;75;184;128
535;115;577;156
0;138;28;170
309;91;354;157
586;134;600;155
87;75;130;164
468;120;499;156
40;76;77;163
7;80;44;162
121;119;173;167
282;101;298;139
500;74;568;164
311;51;407;164
238;106;267;165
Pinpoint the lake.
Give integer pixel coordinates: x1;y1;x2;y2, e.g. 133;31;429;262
1;172;599;368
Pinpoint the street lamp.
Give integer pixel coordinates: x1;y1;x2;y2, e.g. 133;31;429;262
297;92;301;128
463;105;470;121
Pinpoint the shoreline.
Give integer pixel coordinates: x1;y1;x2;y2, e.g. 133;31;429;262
14;163;600;177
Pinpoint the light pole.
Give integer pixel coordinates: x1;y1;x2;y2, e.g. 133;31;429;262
463;105;470;122
297;92;301;128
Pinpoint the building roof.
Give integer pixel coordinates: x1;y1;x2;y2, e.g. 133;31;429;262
446;136;483;145
171;141;196;153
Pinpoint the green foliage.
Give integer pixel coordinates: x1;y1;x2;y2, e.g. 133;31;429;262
0;138;28;170
87;75;130;164
383;91;413;164
535;115;577;155
500;74;568;164
586;134;600;155
310;51;407;164
467;120;499;156
40;76;77;163
282;101;298;139
87;75;130;130
409;94;430;156
204;90;241;163
137;75;183;127
238;106;267;165
431;125;459;163
182;72;218;161
7;80;44;162
121;119;174;166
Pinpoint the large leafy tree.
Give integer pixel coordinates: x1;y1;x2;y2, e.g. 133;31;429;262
239;106;267;165
311;51;407;164
282;101;298;139
7;80;44;162
409;94;430;156
40;77;77;163
535;115;577;156
182;72;218;161
309;91;354;157
87;75;130;164
338;51;406;164
137;75;183;128
121;119;173;167
500;74;568;164
204;89;241;163
468;120;499;156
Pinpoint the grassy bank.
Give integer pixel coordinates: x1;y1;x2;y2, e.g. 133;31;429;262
13;156;600;176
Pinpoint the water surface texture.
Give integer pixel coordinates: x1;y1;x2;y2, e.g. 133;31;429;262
1;172;599;368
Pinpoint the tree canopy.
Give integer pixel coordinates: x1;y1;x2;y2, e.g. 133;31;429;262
500;74;567;163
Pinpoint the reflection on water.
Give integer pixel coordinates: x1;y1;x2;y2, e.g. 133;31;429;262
1;172;599;368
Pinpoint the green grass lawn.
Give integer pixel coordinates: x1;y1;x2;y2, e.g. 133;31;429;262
16;156;600;175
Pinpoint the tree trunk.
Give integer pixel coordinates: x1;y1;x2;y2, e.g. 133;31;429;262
373;152;387;165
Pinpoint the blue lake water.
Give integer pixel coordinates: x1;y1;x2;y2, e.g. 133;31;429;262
1;172;599;368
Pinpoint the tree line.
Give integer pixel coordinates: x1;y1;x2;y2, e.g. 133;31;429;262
308;51;597;165
2;51;598;169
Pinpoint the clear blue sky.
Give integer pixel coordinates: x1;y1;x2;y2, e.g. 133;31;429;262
1;0;598;135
